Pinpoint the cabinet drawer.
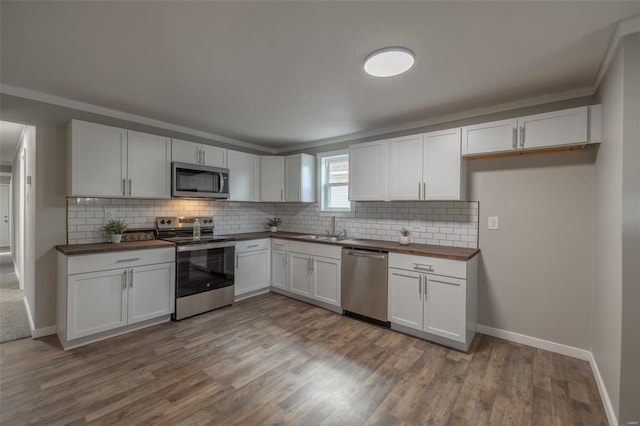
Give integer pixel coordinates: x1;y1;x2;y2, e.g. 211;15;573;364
388;252;466;279
67;248;175;275
271;238;290;251
289;241;342;259
236;239;270;253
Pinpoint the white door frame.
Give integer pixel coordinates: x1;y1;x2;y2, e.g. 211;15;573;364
0;182;10;248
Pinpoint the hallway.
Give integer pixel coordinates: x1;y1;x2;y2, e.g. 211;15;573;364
0;247;31;343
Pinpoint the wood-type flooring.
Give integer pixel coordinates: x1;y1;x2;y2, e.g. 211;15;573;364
0;293;607;425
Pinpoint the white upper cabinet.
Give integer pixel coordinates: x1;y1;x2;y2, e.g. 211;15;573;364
462;106;599;156
284;154;315;202
68;120;170;198
518;107;588;150
388;129;464;201
461;118;518;156
172;139;227;167
389;135;424;200
68;120;127;198
127;131;171;199
423;128;464;200
227;150;260;201
260;156;285;202
349;140;388;201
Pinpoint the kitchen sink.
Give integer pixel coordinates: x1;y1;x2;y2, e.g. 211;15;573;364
297;235;340;242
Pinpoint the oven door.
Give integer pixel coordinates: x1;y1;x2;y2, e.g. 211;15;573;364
172;162;229;199
176;243;235;298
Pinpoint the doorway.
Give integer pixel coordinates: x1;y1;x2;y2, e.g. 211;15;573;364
0;120;33;342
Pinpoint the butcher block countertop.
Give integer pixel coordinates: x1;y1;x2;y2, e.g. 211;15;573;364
56;232;479;261
56;240;175;256
226;231;479;261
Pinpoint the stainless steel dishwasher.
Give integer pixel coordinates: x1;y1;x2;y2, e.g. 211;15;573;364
341;248;389;324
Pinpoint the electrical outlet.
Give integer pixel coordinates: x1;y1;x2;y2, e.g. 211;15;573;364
488;216;499;230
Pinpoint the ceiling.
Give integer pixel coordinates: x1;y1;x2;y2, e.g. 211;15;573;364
0;121;25;165
1;2;639;151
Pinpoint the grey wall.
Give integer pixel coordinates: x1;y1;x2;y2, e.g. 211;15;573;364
619;33;640;426
467;149;596;349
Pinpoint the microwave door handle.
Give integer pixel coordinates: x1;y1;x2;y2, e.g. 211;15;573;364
219;172;224;193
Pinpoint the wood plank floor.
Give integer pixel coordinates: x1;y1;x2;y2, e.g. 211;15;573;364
0;293;607;425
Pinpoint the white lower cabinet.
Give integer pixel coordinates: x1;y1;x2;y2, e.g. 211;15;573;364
388;252;477;352
57;248;175;349
271;240;341;310
234;239;270;297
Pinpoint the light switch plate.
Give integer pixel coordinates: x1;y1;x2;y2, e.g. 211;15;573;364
488;216;499;230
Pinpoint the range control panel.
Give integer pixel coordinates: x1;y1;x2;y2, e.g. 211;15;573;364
156;216;214;230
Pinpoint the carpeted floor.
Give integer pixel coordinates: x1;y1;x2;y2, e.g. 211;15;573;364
0;249;32;343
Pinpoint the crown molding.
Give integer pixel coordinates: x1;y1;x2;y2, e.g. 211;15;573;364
593;15;640;92
0;84;277;154
274;86;593;153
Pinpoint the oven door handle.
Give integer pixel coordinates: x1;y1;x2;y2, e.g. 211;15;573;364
176;242;236;252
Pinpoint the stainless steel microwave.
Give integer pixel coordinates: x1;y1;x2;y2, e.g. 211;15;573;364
172;162;229;199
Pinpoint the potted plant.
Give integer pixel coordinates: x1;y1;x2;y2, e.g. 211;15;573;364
266;217;282;232
399;227;411;246
103;219;128;243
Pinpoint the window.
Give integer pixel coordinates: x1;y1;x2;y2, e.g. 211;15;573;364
318;151;353;213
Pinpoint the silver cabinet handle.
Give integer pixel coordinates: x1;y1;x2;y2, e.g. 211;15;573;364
512;127;517;149
199;149;203;164
519;126;525;148
236;254;239;268
128;269;133;288
247;244;259;248
413;263;433;272
424;276;428;301
418;182;421;200
418;274;422;297
203;150;206;165
116;258;141;263
122;271;127;290
122;179;126;196
423;182;426;200
391;272;417;279
128;179;132;196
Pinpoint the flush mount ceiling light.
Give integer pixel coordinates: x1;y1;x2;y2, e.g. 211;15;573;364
364;47;415;77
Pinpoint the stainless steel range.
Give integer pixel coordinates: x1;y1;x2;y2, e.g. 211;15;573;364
156;216;235;320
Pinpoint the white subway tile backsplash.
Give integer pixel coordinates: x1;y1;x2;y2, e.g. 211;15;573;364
66;198;479;248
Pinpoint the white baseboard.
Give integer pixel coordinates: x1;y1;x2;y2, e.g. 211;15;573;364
476;324;591;360
22;296;56;338
588;352;618;426
477;324;617;426
22;296;35;332
31;325;56;339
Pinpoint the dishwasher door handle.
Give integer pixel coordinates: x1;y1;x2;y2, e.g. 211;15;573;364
343;250;387;260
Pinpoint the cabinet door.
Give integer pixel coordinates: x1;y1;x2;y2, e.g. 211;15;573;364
271;250;289;290
519;107;588;150
67;268;128;340
388;268;422;330
461;118;517;156
388;135;424;200
235;249;270;296
127;131;171;198
423;128;464;200
312;256;340;307
423;275;465;342
171;139;200;164
228;150;260;201
348;140;388;201
261;156;285;202
201;145;227;168
70;120;127;197
289;252;311;297
128;263;175;324
284;155;301;201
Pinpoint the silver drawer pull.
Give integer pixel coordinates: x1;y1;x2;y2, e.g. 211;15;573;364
413;263;433;272
116;258;141;263
247;244;259;248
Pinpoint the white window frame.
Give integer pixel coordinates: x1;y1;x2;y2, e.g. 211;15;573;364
317;150;355;217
